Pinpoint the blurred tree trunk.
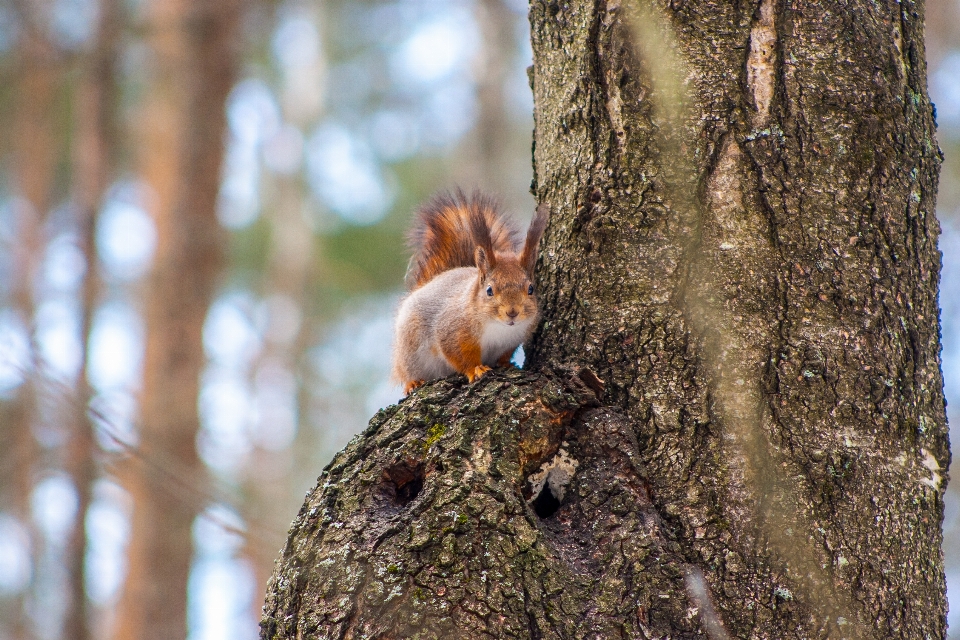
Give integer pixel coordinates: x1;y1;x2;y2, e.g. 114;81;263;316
65;0;121;638
261;1;946;638
7;15;66;640
465;0;534;214
243;172;315;618
115;1;242;638
466;0;513;189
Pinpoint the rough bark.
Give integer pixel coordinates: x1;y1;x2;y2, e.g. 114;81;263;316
262;368;709;638
115;1;241;638
262;1;946;638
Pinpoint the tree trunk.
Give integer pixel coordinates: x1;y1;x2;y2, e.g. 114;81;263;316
65;2;121;638
242;157;317;620
261;1;947;638
115;1;241;638
7;17;65;640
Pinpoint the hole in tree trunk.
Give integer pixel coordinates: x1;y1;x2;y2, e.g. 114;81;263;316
531;483;561;518
395;474;423;505
526;446;578;520
382;462;424;507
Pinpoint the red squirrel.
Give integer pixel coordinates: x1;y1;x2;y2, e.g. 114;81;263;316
392;190;549;395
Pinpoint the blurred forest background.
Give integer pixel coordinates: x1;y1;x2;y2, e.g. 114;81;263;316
0;0;957;638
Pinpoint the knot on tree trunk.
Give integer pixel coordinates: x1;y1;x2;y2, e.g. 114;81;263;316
260;367;705;639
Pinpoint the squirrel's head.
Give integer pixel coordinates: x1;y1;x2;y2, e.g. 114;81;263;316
474;251;538;325
472;203;548;326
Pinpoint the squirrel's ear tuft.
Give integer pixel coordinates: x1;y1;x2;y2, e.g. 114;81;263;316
475;246;490;278
469;200;496;275
520;203;549;276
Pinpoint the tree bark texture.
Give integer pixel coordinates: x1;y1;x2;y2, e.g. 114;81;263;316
261;1;946;638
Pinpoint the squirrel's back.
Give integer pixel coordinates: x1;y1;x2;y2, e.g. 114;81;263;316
405;190;519;290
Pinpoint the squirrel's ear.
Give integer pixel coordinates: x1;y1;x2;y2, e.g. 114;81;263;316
475;246;490;278
520;203;549;276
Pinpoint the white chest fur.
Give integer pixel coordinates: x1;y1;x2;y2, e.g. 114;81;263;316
479;317;534;364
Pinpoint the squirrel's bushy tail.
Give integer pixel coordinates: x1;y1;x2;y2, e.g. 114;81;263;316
405;189;519;289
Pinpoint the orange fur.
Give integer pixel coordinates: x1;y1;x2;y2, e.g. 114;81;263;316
404;379;426;394
406;190;519;290
393;191;550;394
519;204;549;276
440;328;489;383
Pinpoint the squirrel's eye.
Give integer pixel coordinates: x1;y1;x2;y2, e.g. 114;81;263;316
527;284;534;295
486;286;493;296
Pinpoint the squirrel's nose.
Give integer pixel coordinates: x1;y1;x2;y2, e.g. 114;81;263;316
506;309;519;319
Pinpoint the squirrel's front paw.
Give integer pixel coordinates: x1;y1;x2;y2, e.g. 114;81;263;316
403;379;426;395
466;365;491;382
